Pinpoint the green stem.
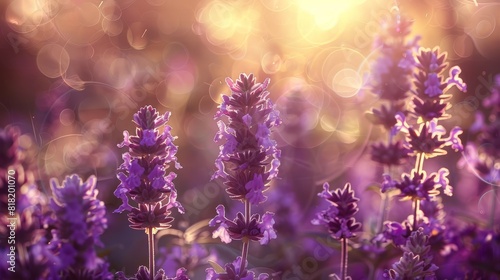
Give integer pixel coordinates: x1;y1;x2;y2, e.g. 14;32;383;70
490;186;498;229
340;238;348;280
239;200;251;275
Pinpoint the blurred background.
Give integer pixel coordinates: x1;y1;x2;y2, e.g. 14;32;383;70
1;0;500;278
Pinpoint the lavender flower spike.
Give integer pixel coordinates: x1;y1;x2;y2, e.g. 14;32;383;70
212;73;281;205
49;174;112;279
115;105;183;230
388;228;438;279
312;183;362;239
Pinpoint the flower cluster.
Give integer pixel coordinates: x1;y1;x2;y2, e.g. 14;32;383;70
209;73;281;278
209;205;276;244
116;266;189;280
115;105;183;230
381;47;466;203
49;175;112;279
0;127;56;280
387;228;438;279
465;74;500;186
212;73;281;204
312;183;361;240
114;105;189;279
367;13;418;167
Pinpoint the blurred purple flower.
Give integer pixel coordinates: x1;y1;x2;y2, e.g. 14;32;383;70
205;257;269;280
0;126;19;169
116;266;189;280
371;141;410;166
49;174;112;279
369;15;419;101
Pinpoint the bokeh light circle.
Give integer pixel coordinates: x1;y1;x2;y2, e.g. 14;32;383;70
261;52;283;74
331;68;363;98
36;44;70;78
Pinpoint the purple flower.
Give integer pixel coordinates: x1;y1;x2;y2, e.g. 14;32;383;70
371;141;410;166
208;205;277;245
369;14;419;101
49;175;111;279
115;105;183;230
408;123;446;157
206;257;269;280
116;266;189;280
366;104;406;130
411;48;466;122
383;221;411;246
213;73;281;204
388;228;439;279
312;183;362;239
0;126;19;169
394;171;438;201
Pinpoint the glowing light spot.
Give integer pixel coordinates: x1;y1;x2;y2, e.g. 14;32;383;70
260;0;293;12
453;35;474;58
127;22;148;50
474;18;496;39
208;77;226;104
261;52;283;74
321;48;367;95
102;18;123;36
6;0;50;33
100;0;122;21
77;2;101;27
336;115;360;144
332;68;363;98
196;0;258;55
320;115;338;132
198;95;215;115
59;109;75;126
37;44;70;78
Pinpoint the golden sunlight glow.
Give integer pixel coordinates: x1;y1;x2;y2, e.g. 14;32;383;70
196;0;259;56
294;0;364;30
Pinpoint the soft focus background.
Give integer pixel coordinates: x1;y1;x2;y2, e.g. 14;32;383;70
1;0;500;278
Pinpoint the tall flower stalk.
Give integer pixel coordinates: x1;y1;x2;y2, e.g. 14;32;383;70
366;12;418;233
312;183;362;280
383;47;466;231
208;73;281;279
115;106;186;280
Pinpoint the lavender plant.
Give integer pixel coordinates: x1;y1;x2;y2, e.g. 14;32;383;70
382;47;466;232
465;74;500;228
366;12;419;234
0;126;56;280
387;228;438;279
49;174;112;279
208;73;281;279
114;105;188;280
312;183;361;280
